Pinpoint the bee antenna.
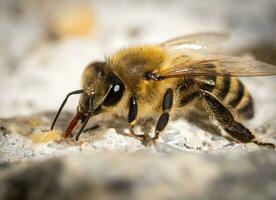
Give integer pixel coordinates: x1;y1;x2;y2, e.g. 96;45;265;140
50;89;84;130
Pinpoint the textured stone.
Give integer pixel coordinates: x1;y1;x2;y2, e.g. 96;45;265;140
1;112;275;162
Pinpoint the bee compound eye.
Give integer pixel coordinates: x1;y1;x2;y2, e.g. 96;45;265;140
102;83;125;106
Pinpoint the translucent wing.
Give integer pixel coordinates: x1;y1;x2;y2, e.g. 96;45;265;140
160;32;229;50
156;54;276;78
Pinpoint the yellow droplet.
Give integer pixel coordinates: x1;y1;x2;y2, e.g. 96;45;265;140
31;130;62;144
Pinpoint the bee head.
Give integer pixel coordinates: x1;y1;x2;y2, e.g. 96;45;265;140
78;61;125;116
50;61;125;140
56;61;125;140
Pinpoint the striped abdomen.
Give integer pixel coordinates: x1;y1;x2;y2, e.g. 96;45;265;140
199;76;254;119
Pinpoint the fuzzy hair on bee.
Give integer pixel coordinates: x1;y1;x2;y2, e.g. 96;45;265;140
50;32;276;147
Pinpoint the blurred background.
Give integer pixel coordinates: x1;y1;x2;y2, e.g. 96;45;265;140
1;0;276;118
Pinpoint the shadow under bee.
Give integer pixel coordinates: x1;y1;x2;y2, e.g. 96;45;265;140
184;110;222;136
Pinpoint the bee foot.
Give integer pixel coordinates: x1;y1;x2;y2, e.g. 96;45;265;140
133;134;146;142
253;140;275;149
141;136;158;146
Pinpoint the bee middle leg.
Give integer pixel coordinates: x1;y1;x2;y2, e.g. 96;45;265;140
148;88;174;145
127;89;174;145
201;90;275;149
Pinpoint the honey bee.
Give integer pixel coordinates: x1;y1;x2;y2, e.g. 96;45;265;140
50;32;276;147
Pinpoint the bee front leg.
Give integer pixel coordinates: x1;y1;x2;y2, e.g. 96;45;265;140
201;90;275;149
127;96;146;142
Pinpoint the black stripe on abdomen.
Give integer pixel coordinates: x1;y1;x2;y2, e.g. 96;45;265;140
228;80;244;108
237;94;254;119
216;76;231;100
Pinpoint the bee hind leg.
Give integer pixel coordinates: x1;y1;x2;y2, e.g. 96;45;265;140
201;90;275;149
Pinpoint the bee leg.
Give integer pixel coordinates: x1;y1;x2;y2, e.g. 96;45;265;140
83;125;100;133
128;125;146;142
201;90;275;149
127;96;146;142
150;88;174;144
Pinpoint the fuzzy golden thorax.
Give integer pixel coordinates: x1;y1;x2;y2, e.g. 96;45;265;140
107;46;177;118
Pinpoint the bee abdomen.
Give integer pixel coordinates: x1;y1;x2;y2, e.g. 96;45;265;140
236;94;254;119
199;76;254;119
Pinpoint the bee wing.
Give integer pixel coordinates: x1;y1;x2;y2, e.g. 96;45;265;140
156;54;276;78
160;32;229;50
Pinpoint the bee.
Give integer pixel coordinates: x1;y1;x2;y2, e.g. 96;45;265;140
50;32;276;147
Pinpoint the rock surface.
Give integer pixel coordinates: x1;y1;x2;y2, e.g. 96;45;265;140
0;111;276;162
1;112;276;200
